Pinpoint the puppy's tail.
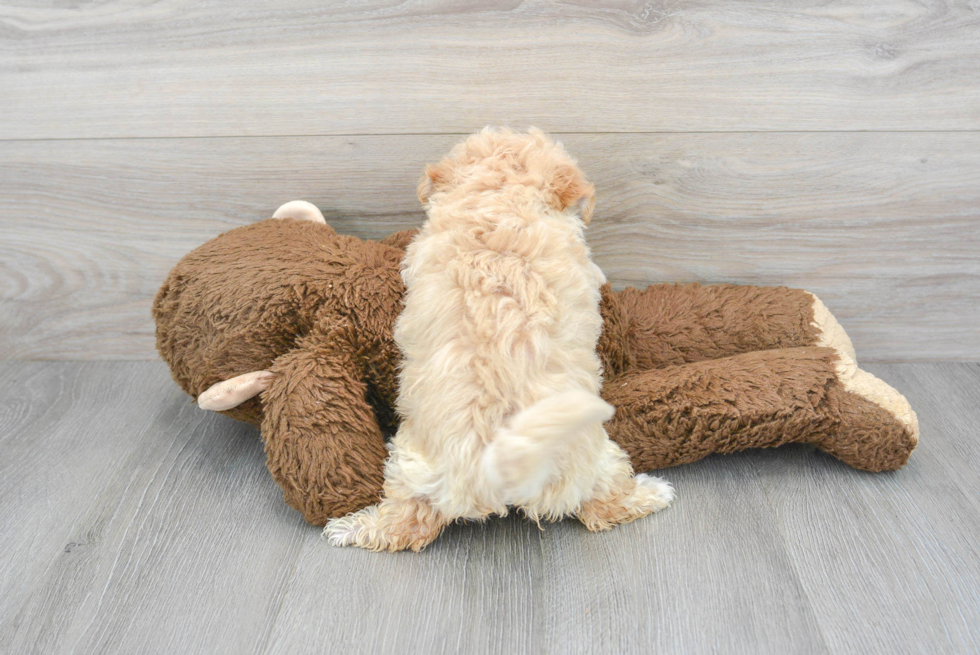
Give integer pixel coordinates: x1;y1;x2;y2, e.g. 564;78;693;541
482;390;614;504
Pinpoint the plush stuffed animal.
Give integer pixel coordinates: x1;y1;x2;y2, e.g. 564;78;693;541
153;201;918;526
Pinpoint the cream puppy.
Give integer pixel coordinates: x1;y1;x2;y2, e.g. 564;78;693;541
326;128;673;551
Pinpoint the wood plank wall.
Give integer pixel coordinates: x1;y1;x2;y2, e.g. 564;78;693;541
1;1;978;361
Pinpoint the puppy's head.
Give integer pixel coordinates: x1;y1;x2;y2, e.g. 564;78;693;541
417;127;595;224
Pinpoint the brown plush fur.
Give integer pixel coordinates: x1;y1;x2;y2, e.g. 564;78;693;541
155;219;408;522
602;346;914;472
154;218;918;526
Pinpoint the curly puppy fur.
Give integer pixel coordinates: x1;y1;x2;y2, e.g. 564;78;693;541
325;128;673;551
326;128;672;550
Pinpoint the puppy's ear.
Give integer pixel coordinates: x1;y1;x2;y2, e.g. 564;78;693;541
417;159;453;206
551;163;596;224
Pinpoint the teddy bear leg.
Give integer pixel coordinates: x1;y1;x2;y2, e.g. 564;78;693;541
602;347;837;470
808;346;918;472
603;283;851;371
808;292;857;362
602;346;917;473
813;379;918;472
261;337;389;526
803;293;918;468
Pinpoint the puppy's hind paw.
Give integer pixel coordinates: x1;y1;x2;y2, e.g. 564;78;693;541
323;513;366;548
634;473;675;511
577;473;676;532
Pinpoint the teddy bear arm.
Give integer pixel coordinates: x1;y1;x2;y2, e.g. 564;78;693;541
605;283;854;371
261;336;388;526
602;346;916;473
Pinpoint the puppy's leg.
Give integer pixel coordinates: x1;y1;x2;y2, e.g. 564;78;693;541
576;443;674;532
325;495;449;552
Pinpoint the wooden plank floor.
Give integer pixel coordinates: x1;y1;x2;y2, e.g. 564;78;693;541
1;361;978;654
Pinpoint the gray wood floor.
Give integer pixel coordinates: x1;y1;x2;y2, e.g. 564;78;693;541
1;360;978;654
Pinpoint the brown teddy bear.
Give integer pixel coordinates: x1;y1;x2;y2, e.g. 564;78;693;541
153;201;918;527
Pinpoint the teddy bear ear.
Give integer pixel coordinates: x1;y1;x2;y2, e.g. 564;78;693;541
273;200;326;224
417;159;453;206
551;163;596;225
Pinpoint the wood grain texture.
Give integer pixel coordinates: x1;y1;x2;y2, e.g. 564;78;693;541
539;457;828;654
0;362;177;635
876;363;980;502
2;0;979;138
264;517;542;655
2;133;978;361
2;362;979;654
0;362;307;655
752;362;980;654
